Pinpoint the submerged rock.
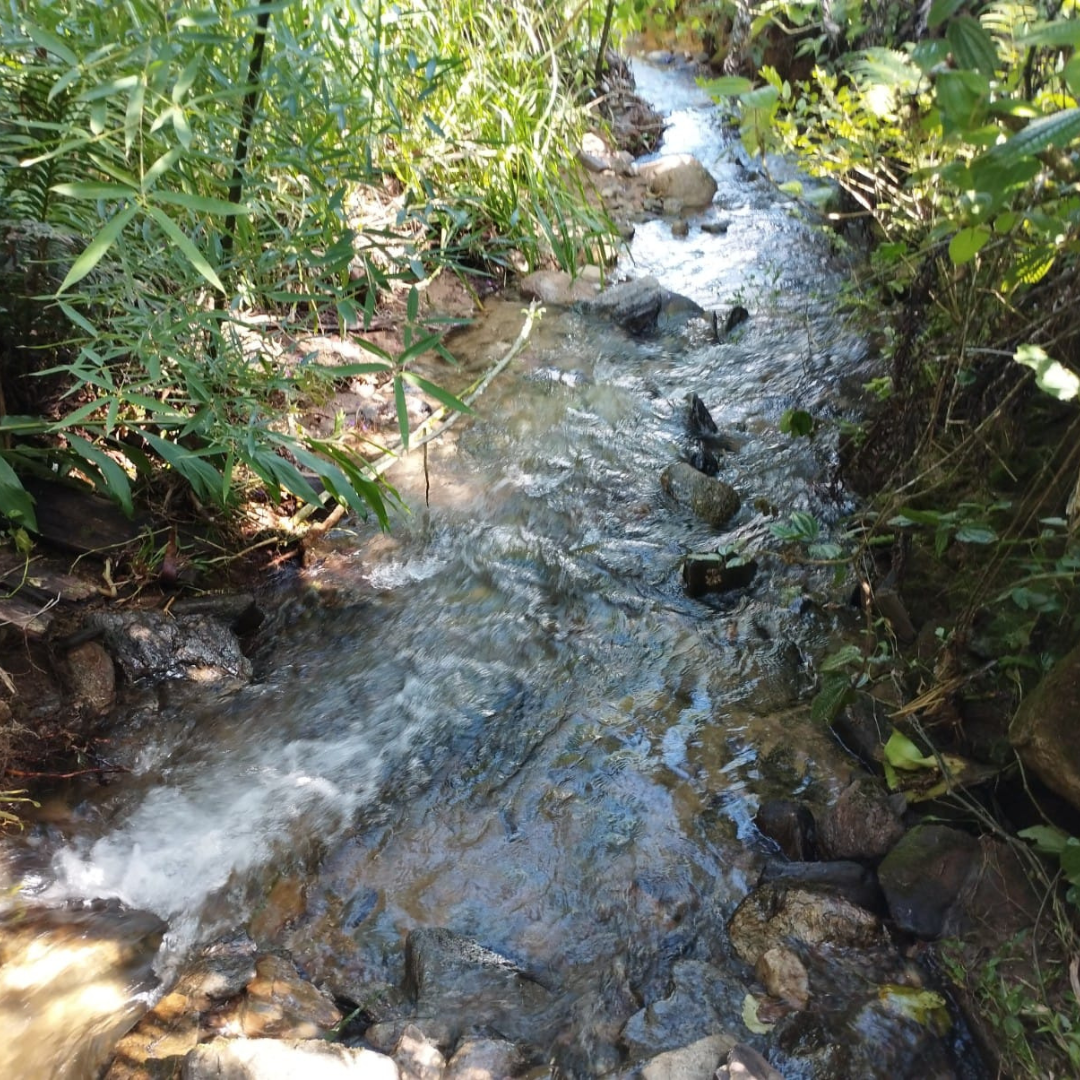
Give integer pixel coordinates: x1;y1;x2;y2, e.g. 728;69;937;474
660;462;740;528
182;1038;399;1079
630;155;718;209
640;1034;735;1080
755;946;810;1010
238;954;341;1039
403;928;554;1052
754;799;816;861
759;859;884;914
1010;639;1080;812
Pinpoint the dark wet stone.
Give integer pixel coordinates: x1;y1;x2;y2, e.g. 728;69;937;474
622;961;740;1060
701;219;730;236
754;799;817;861
728;884;886;967
66;640;116;714
877;824;979;939
87;610;251;683
580;276;663;336
682;553;757;598
879;825;1039;942
170;593;263;636
759;859;884;914
660;462;740;529
181;933;258;1009
817;778;906;863
344;887;381;929
831;695;891;768
688;393;718;436
403;928;555;1052
687;446;719;476
725;306;749;333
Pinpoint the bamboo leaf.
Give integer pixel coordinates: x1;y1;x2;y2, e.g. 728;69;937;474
0;458;37;531
143;146;182;189
64;433;133;516
56;204;137;294
143;204;224;292
400;371;472;414
25;23;78;66
394;376;410;450
153;191;253;215
52;182;138;200
1017;20;1080;49
140;432;222;501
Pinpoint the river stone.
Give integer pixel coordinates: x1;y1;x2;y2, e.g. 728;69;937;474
67;640;116;713
630;155;717;209
106;989;200;1079
876;824;979;939
753;799;816;860
728;884;886;966
182;1038;399;1080
817;778;905;863
519;269;599;305
393;1024;445;1080
443;1037;522;1079
660;462;740;528
640;1034;735;1080
755;946;809;1010
238;954;341;1039
716;1044;784;1080
759;859;885;914
1010;639;1080;811
87;610;252;683
621;961;737;1059
671;219;689;238
403;928;554;1050
580;276;663;336
878;825;1037;941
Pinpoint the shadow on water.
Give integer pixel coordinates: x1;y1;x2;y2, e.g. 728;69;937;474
0;60;981;1079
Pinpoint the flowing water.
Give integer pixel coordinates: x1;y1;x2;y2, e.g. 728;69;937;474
0;63;978;1079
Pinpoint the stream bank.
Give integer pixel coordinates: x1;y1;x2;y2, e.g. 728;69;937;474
0;57;1011;1080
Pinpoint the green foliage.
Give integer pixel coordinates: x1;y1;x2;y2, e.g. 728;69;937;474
0;0;613;527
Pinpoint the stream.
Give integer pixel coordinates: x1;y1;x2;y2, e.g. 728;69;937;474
0;62;980;1079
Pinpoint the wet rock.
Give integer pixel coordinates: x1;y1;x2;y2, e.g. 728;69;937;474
393;1024;446;1080
724;306;749;334
367;1020;455;1057
817;778;905;863
1010;639;1080;811
580;276;663;336
755;946;809;1010
687;393;718;438
238;954;341;1039
170;594;263;636
182;1038;399;1079
716;1043;784;1080
754;799;816;860
701;219;730;236
687;446;719;476
660;462;740;528
403;928;554;1051
728;884;886;967
87;610;252;683
876;824;978;939
622;961;738;1059
444;1037;522;1079
831;694;891;768
640;1034;735;1080
106;989;200;1079
878;824;1037;940
183;934;258;1010
670;219;689;238
682;552;757;597
249;877;307;942
519;269;600;306
67;640;116;713
630;155;717;209
759;859;884;914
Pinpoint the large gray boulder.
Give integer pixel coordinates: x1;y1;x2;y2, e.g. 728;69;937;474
580;276;663;336
1010;640;1080;811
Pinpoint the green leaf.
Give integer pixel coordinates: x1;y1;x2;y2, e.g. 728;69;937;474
820;644;865;672
52;182;138;200
699;75;754;97
47;65;83;103
56;203;137;294
1018;824;1070;855
1060;838;1080;886
954;525;997;544
947;16;999;77
64;434;133;516
977;108;1080;170
1017;20;1080;49
1014;344;1080;401
400;372;471;414
948;226;991;266
928;0;966;29
153;191;253;216
812;673;853;724
143;146;183;190
124;77;146;155
883;728;936;772
25;23;78;66
142;204;224;292
0;458;37;531
779;408;814;437
935;70;989;134
394;375;410;450
742;994;774;1035
140;432;222;502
